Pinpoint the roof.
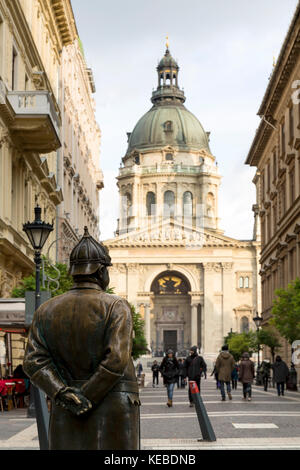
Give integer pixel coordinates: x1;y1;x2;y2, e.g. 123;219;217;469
245;2;300;166
126;103;211;154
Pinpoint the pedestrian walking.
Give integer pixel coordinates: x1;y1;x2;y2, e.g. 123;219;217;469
202;361;207;380
239;352;255;401
215;345;235;401
151;360;160;387
259;360;271;391
177;359;186;388
136;362;143;378
272;355;289;396
210;364;220;389
183;346;207;407
231;363;239;390
159;349;179;407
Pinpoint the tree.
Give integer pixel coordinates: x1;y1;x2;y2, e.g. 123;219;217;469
130;304;148;360
270;277;300;349
257;327;281;362
12;269;148;360
227;332;258;362
11;258;73;298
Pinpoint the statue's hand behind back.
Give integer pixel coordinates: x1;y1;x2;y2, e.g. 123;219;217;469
55;387;93;416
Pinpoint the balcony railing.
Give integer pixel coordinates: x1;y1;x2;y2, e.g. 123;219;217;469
0;82;61;153
119;163;218;177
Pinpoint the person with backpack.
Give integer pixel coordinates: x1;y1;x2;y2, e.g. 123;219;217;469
183;346;207;407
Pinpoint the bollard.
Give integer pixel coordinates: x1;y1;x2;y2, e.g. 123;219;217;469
189;380;216;442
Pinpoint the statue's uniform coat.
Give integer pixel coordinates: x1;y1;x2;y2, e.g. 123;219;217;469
23;283;140;450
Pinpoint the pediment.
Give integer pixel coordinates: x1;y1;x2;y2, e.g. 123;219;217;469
104;219;251;248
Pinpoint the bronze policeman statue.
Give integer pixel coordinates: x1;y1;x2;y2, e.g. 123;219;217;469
23;227;140;450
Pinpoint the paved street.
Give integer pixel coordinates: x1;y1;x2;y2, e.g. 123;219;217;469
0;374;300;450
140;374;300;449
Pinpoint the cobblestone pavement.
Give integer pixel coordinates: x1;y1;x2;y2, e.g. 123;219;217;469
0;374;300;450
140;373;300;449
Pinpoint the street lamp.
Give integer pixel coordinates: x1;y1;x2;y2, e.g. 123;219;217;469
253;312;263;385
23;205;53;311
23;204;53;450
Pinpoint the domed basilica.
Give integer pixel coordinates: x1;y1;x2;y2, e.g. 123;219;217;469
104;47;261;364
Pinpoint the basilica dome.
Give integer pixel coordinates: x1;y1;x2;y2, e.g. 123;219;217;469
126;104;211;154
126;48;211;155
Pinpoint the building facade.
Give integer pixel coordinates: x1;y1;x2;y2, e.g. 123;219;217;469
57;37;102;264
0;0;102;373
246;3;300;366
105;48;261;365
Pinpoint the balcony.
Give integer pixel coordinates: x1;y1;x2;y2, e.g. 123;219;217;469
118;163;219;177
0;80;61;153
7;91;61;152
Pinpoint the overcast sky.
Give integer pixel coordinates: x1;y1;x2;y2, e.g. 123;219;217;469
71;0;298;241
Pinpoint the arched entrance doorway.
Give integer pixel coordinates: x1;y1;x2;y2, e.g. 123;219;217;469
150;271;191;356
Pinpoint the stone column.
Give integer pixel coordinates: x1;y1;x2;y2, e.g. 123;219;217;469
191;303;198;346
144;303;151;351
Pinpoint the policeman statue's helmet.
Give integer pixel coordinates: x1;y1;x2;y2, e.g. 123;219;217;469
69;226;112;277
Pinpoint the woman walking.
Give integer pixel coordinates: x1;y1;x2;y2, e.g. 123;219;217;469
159;350;179;407
239;352;255;401
231;364;239;390
272;356;289;396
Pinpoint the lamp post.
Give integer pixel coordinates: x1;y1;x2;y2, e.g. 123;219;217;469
253;312;263;385
23;204;53;450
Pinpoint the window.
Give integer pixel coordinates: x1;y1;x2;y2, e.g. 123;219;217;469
0;16;3;78
281;120;285;156
267;161;270;192
239;277;244;288
163;190;175;217
289;105;294;143
240;316;249;333
12;47;18;90
164;121;173;132
273;202;277;234
25;74;29;91
183;191;193;217
165;153;173;161
244;277;249;288
261;170;265;198
122;192;132;219
146;192;156;216
273;150;277;180
289;168;295;205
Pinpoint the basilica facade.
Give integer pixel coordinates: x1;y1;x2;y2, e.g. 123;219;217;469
104;47;261;364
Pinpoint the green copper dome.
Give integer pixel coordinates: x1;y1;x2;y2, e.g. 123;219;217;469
126;48;211;155
127;105;211;154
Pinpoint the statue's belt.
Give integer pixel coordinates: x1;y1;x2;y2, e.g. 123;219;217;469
69;379;139;394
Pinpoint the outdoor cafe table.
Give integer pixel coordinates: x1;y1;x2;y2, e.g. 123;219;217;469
0;379;26;410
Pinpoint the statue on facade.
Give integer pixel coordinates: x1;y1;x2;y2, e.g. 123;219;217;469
23;227;140;450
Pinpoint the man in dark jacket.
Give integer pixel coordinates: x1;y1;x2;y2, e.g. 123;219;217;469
272;356;289;396
184;346;206;407
151;361;160;387
215;345;235;401
23;227;140;450
239;352;255;401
